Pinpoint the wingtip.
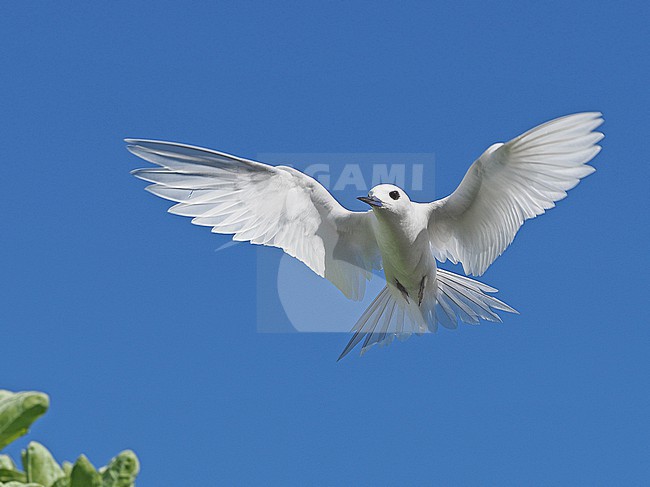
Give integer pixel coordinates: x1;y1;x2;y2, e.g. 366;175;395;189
578;111;603;119
124;138;160;144
124;138;173;149
582;111;605;129
593;112;605;127
126;145;140;157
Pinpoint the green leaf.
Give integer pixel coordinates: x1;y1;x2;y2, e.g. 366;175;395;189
0;392;13;402
1;482;46;487
99;451;139;487
69;456;100;487
0;453;26;483
0;453;25;483
0;455;16;471
0;391;49;451
21;442;64;487
0;468;27;482
60;463;73;477
0;391;138;487
51;476;71;487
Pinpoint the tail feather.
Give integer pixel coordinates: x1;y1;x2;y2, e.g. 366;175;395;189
337;287;392;361
338;269;518;360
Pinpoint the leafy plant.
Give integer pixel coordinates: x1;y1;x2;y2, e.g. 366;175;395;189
0;390;139;487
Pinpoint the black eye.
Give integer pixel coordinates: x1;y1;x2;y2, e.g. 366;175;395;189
389;190;400;200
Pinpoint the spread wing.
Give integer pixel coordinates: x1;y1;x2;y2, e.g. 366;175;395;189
425;112;604;276
128;139;381;300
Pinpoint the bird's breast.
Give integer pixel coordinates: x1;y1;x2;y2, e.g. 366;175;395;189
373;214;434;291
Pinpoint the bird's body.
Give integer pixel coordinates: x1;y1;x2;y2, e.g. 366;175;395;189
128;112;604;359
365;188;438;326
374;203;430;288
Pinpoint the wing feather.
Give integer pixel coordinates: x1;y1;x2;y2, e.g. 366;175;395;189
128;139;381;300
425;112;604;276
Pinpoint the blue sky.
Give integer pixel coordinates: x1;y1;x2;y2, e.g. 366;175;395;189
1;1;648;485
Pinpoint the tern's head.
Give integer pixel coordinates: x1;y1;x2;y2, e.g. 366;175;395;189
357;184;412;213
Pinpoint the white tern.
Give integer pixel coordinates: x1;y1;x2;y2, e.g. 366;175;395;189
128;112;604;359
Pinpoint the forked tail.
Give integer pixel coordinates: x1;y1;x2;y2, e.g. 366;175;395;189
337;268;518;360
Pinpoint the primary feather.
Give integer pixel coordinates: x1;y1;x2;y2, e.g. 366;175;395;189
425;112;603;276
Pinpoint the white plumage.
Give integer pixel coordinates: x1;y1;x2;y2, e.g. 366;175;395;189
129;141;381;301
129;112;603;359
426;112;603;276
